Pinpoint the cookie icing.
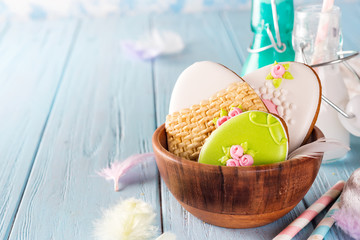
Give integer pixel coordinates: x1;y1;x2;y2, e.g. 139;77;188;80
266;62;294;88
168;61;241;114
244;62;321;152
198;111;288;166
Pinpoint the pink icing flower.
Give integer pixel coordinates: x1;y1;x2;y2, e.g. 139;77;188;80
216;116;230;127
228;107;242;118
239;154;254;166
226;159;240;167
230;145;244;160
271;64;286;78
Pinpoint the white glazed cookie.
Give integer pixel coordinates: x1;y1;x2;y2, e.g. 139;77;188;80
243;61;322;152
168;61;241;114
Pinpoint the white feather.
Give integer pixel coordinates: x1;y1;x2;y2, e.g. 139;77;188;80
94;198;158;240
288;138;350;161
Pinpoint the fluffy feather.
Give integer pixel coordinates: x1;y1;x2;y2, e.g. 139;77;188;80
94;198;158;240
94;198;176;240
287;138;350;161
333;168;360;240
98;153;155;191
333;208;360;239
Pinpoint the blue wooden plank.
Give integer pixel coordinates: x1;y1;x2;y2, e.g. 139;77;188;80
0;20;78;240
8;16;161;240
152;12;311;240
152;12;243;126
221;10;252;66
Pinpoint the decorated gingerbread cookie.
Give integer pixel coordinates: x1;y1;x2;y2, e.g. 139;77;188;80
166;82;267;161
169;61;242;114
243;61;322;152
198;111;288;166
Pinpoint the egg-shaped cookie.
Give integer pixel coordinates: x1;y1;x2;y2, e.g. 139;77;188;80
243;62;321;152
198;111;288;166
169;61;242;114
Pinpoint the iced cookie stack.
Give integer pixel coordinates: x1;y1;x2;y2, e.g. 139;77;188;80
165;61;321;166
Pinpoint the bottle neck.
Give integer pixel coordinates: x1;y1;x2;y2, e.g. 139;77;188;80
251;0;294;34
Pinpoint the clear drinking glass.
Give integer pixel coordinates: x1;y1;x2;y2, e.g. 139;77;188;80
293;5;342;63
293;5;350;161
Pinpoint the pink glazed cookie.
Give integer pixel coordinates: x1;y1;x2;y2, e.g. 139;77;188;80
243;62;322;152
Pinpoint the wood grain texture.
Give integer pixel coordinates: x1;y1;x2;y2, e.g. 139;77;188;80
8;16;161;240
0;20;78;240
153;124;323;228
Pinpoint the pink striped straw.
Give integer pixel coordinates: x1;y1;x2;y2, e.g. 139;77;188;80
273;181;345;240
307;198;340;240
311;0;335;65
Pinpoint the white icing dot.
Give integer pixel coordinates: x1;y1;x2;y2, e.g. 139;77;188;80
289;103;296;110
280;89;288;94
268;88;274;96
282;102;290;108
277;106;284;116
265;81;273;88
279;95;286;102
262;93;271;99
289;119;295;125
284;108;291;116
284;115;290;122
272;98;281;105
273;90;281;98
259;87;266;94
255;89;260;95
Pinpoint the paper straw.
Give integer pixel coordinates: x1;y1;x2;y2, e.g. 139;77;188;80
311;0;335;65
273;181;345;240
307;197;341;240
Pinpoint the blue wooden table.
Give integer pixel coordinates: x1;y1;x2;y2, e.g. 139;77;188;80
0;2;359;240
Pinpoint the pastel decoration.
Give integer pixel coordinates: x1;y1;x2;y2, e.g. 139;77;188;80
266;62;293;88
226;159;240;167
333;168;360;239
273;181;345;240
168;61;242;114
271;63;286;78
166;80;267;161
245;61;322;152
308;198;340;240
216;116;230;128
262;99;279;115
228;107;243;118
198;111;288;166
239;154;254;166
230;145;244;160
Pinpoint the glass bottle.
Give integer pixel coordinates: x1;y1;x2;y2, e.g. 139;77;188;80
241;0;295;76
293;5;350;161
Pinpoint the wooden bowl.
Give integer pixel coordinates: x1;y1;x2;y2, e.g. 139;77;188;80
152;124;323;228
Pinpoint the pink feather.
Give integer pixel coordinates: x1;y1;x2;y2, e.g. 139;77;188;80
98;153;155;191
333;208;360;239
333;168;360;239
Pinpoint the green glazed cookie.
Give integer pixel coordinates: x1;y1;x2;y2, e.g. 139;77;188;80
198;111;288;166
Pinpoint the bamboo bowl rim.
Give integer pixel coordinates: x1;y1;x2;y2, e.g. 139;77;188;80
153;123;324;171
